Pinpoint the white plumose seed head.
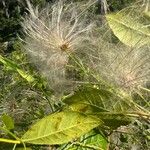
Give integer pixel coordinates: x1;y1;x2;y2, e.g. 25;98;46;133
87;37;150;92
22;0;96;92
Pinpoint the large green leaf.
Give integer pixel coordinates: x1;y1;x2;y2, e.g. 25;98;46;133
63;88;132;113
63;87;132;128
21;111;102;145
106;12;150;47
59;130;108;150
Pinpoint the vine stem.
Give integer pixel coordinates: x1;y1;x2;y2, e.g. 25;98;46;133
0;138;20;144
93;111;150;119
12;144;17;150
0;127;26;149
0;127;19;141
42;89;54;112
138;86;150;92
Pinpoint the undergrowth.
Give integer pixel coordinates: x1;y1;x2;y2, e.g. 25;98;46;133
0;0;149;150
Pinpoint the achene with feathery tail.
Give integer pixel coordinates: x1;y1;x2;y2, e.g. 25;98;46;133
21;0;97;93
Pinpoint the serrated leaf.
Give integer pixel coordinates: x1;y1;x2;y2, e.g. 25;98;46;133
1;114;14;130
21;111;102;145
106;12;150;47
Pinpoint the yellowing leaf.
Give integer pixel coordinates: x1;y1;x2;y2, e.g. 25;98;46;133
106;12;150;47
63;88;132;113
22;111;102;145
63;87;132;129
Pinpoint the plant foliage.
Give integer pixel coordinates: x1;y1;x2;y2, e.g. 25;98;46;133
0;0;149;150
21;111;102;145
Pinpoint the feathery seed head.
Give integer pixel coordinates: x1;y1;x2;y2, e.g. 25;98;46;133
23;0;95;52
87;38;150;92
21;0;96;92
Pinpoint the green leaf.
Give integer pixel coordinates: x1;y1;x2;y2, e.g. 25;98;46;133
60;130;108;150
106;12;150;47
1;114;14;130
0;55;35;83
63;88;132;113
63;87;132;129
95;112;131;129
21;111;102;145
